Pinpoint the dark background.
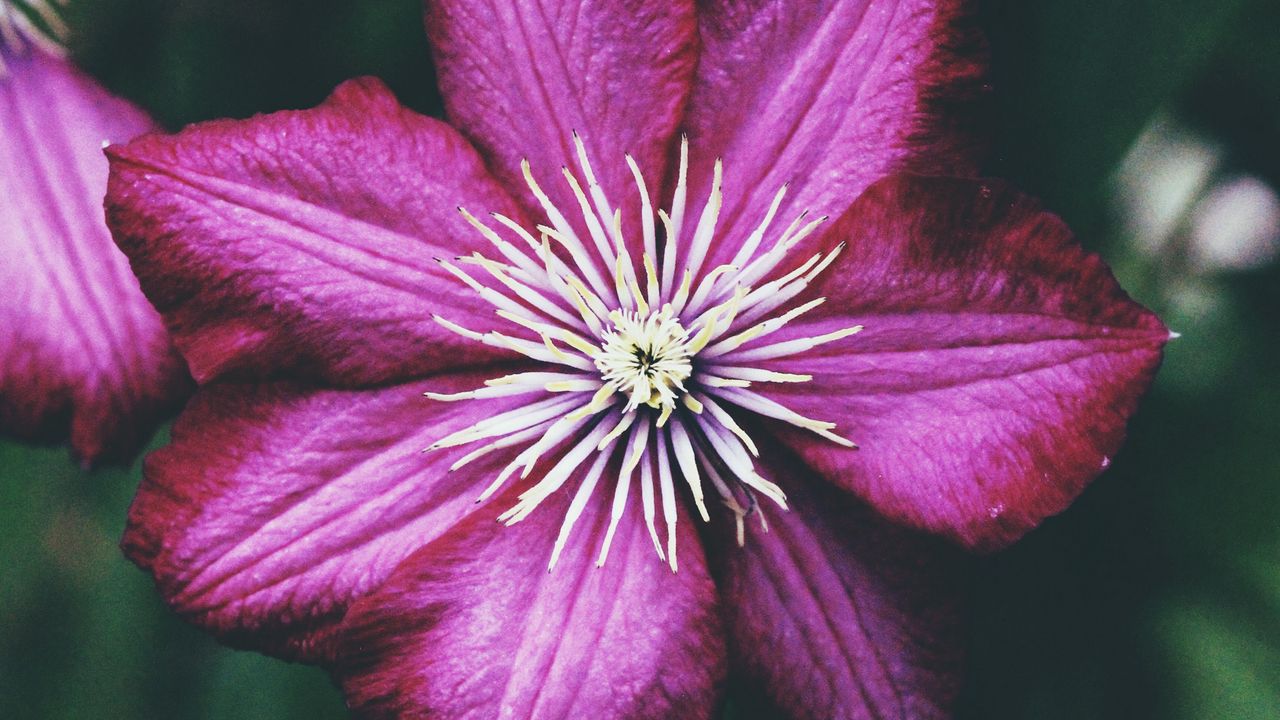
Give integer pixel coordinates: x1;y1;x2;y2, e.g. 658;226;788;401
2;1;1278;717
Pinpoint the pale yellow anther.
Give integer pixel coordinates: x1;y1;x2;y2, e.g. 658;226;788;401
643;253;661;303
422;390;474;401
702;264;738;287
805;242;846;282
458;207;505;246
814;325;864;345
545;379;599;393
686;306;726;355
491;212;543;252
432;315;485;341
671;269;694;312
815;428;858;448
611;208;630;260
613;256;632;311
687;287;748;354
571;131;601;189
707;368;812;384
702;376;752;388
627;273;650;316
712;297;826;354
437;259;486;294
563;274;611;320
496;310;596;356
561;166;617;268
586;384;618;413
597;411;637;451
701;397;760;456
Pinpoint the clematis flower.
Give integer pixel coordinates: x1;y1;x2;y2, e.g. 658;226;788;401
0;0;189;465
106;1;1168;718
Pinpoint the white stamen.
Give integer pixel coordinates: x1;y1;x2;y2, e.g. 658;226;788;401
548;438;616;571
698;367;812;384
661;137;689;294
426;135;860;570
455;423;550;475
458;208;550;284
428;394;579;450
668;420;709;522
596;417;652;566
499;415;621;525
639;443;664;560
720;324;863;363
681;159;724;289
655;441;679;573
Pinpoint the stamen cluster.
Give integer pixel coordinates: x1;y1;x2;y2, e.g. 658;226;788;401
596;307;692;414
429;134;860;570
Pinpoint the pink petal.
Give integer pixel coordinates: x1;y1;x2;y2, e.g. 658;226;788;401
334;482;725;719
106;78;521;387
681;0;986;268
708;442;963;720
0;45;189;465
425;0;697;248
745;175;1168;550
122;368;542;662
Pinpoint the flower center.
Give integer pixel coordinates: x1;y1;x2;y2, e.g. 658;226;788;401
428;133;861;571
596;308;692;413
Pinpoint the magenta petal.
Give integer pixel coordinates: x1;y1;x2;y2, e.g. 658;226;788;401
0;45;189;464
682;0;986;265
746;175;1168;550
122;369;541;662
425;0;697;245
334;483;725;719
707;443;963;720
106;78;521;387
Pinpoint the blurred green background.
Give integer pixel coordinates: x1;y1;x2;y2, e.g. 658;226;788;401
2;0;1278;718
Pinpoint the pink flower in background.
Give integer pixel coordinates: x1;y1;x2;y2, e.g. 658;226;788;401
106;1;1167;718
0;0;189;465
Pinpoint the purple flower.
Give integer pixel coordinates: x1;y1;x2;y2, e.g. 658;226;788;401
106;1;1168;718
0;0;189;465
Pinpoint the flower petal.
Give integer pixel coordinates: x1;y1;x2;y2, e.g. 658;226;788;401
707;442;964;720
425;0;697;241
738;175;1168;550
681;0;987;268
122;368;542;662
0;45;189;465
106;77;521;387
333;480;725;719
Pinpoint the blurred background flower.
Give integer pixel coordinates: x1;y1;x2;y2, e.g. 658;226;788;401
0;0;189;466
1;0;1277;718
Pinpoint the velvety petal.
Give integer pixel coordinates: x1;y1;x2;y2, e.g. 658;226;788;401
0;44;189;465
334;480;725;719
738;175;1168;550
681;0;987;270
106;77;522;387
425;0;697;247
706;441;964;720
122;367;541;662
